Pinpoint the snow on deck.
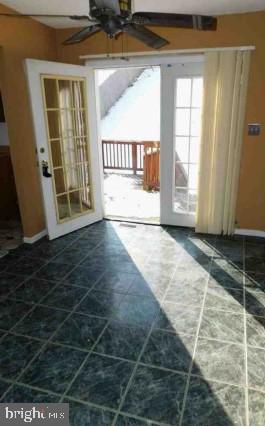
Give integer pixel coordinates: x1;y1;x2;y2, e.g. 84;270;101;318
100;68;160;142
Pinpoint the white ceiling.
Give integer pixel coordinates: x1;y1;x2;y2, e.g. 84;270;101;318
1;0;265;28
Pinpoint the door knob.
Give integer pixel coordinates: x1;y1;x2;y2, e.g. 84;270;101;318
41;160;52;178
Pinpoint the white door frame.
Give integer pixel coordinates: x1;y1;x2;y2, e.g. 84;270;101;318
86;53;204;226
160;60;204;227
25;59;104;239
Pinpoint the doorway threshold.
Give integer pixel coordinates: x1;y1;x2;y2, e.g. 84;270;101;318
104;215;161;226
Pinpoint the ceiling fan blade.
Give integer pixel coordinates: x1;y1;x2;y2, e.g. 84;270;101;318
133;12;217;31
92;0;120;14
124;24;169;49
0;12;95;21
63;25;102;45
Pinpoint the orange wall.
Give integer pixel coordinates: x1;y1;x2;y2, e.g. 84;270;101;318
56;11;265;231
0;6;264;235
0;4;57;237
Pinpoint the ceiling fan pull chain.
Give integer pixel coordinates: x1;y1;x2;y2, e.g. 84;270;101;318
106;34;110;56
121;32;124;58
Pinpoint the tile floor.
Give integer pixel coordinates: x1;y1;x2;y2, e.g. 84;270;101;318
0;220;23;257
0;220;265;425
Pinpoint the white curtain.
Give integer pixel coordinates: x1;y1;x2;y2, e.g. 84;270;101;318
196;50;251;235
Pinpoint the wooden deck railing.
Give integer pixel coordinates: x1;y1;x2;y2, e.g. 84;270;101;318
102;140;158;172
102;140;188;191
102;140;160;190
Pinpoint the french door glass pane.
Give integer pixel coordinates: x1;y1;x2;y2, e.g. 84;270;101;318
175;109;190;136
69;191;82;215
192;78;203;107
54;168;66;194
190;137;200;163
176;79;191;107
42;76;93;223
191;109;201;136
175;163;188;188
175;189;188;212
175;137;189;163
47;111;61;139
174;77;203;213
57;194;70;220
188;164;199;188
189;189;197;212
50;140;62;168
43;79;58;109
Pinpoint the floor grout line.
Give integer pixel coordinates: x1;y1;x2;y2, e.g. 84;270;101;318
0;258;73;348
0;327;257;391
58;227;167;416
243;237;250;426
178;235;215;426
58;319;112;403
0;257;111;403
118;410;171;426
111;230;194;426
1;225;259;424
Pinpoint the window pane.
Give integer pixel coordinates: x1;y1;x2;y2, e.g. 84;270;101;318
174;189;188;213
72;81;85;109
54;168;66;194
60;109;74;138
65;166;80;191
175;163;188;187
57;194;70;220
188;189;197;213
191;109;202;137
78;162;90;188
190;137;200;163
69;191;82;215
50;140;62;168
176;79;191;107
62;137;76;166
47;111;60;139
175;137;189;163
58;80;72;109
80;188;92;211
74;110;87;137
76;139;89;163
188;164;199;188
43;78;58;109
175;109;190;136
192;78;203;107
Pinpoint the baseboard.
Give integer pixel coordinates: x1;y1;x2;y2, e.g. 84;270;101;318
235;228;265;238
23;229;47;244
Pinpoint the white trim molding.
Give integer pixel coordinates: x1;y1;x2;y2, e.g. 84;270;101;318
23;229;47;244
81;46;255;61
235;228;265;238
83;47;255;70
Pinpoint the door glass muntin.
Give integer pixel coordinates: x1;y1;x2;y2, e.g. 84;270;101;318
42;75;94;223
174;76;203;214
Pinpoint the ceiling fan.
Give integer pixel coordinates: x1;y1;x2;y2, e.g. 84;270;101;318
0;0;217;49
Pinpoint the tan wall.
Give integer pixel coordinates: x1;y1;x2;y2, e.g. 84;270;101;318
56;12;265;231
0;4;57;237
0;7;264;235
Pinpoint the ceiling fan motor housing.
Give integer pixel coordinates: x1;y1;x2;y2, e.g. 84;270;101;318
100;14;124;37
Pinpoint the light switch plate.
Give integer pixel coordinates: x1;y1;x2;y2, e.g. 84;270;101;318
248;123;261;136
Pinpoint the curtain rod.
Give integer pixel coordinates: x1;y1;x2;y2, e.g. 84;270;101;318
81;46;255;60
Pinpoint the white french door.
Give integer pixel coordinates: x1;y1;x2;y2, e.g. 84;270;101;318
160;59;204;227
25;59;103;240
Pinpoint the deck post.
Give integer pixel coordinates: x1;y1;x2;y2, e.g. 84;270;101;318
132;143;137;175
